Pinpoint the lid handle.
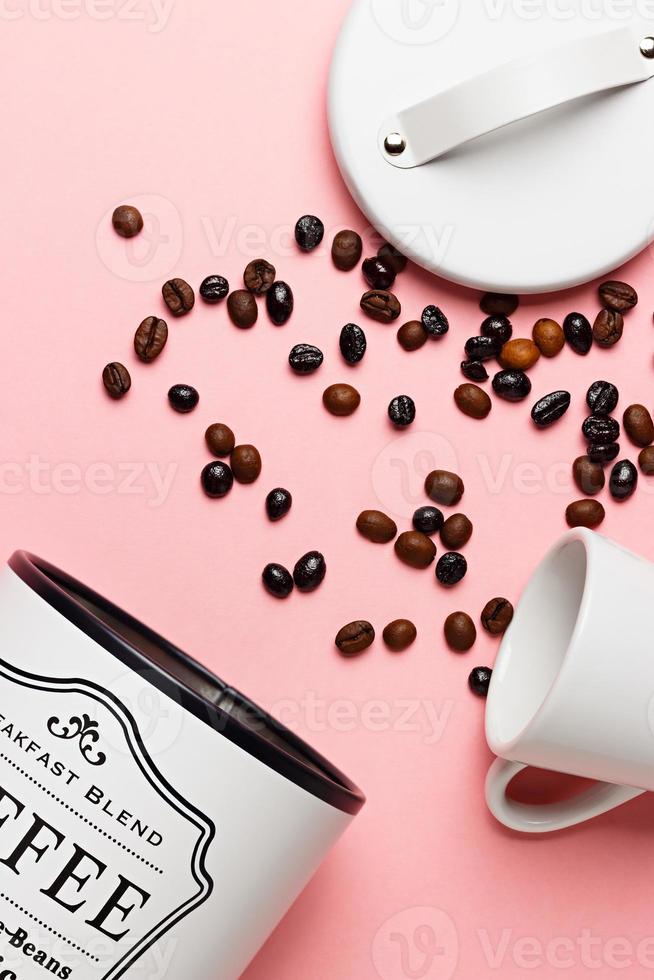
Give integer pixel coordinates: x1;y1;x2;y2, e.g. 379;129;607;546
380;26;654;169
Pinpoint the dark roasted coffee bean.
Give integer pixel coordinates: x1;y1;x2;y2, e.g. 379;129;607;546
532;318;564;357
295;215;324;251
266;488;292;522
266;281;294;325
587;380;619;416
134;316;168;363
362;256;396;290
340;323;367;364
323;383;360;416
421;305;449;338
461;360;488;382
599;280;638;314
465;336;501;361
454;384;491;420
162;278;195;316
398;320;427;351
293;551;326;592
102;362;131;399
378;243;407;274
639;447;654;474
168;384;199;413
262;563;293;599
335;621;375;656
436;552;467;587
356;510;397;544
587;442;620;465
361;290;401;323
500;338;540;371
289;344;323;375
200;275;229;303
469;667;492;697
563;312;592;354
593;309;623;348
201;461;234;498
481;598;514;636
609;459;638;501
205;423;235;457
572;456;605;496
582;415;620;444
228;289;258;328
412;506;444;536
243;259;275;295
395;531;436;569
444;612;476;652
531;391;571;428
566;499;605;529
231;444;262;484
332;229;362;271
492;370;532;401
480;293;518;317
425;470;464;506
383;619;417;652
623;404;654;448
388;395;416;427
112;204;143;238
441;514;473;550
481;315;512;345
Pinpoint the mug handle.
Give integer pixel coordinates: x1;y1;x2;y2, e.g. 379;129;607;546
485;758;646;833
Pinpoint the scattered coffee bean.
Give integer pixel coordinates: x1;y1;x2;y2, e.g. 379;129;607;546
168;384;199;413
383;619;417;652
582;415;620;444
356;510;397;544
425;470;464;506
436;552;467;587
572;456;605;496
531;391;571;428
461;360;489;382
609;459;638;501
623;404;654;448
481;598;514;636
492;370;532;401
481;315;513;345
295;215;324;251
587;443;620;465
112;204;143;238
398;320;428;351
441;514;473;550
395;531;436;569
102;362;131;399
378;243;407;274
231;444;262;484
289;344;324;375
266;281;294;325
228;289;258;328
421;305;449;338
335;621;375;656
500;338;540;371
201;461;234;498
480;293;518;316
444;612;476;652
465;336;501;361
266;488;292;522
361;289;401;323
332;230;363;271
293;551;326;592
593;309;623;348
323;383;360;416
639;447;654;474
563;312;592;354
340;323;367;364
454;384;491;420
362;256;396;290
205;423;235;457
587;380;619;416
262;563;293;599
243;259;276;295
412;506;444;536
388;395;416;427
469;667;492;697
566;499;605;529
599;280;638;314
532;318;565;357
134;316;168;363
162;278;195;317
200;275;229;303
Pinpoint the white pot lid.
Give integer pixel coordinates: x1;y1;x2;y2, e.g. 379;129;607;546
328;1;654;293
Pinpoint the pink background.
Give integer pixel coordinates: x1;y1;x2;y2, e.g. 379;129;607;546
4;1;654;977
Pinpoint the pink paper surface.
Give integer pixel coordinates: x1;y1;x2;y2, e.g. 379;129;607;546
3;2;654;977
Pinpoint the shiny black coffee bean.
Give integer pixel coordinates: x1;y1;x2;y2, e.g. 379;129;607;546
200;275;229;304
293;551;326;592
421;305;449;338
266;488;292;522
587;442;620;465
469;667;492;697
362;256;396;290
531;391;571;428
480;293;518;317
168;384;199;413
481;315;513;345
461;360;489;382
378;243;407;274
102;362;131;399
582;415;620;444
586;380;619;417
388;395;416;427
201;460;234;498
465;336;502;361
609;459;638;501
289;344;323;375
436;552;467;587
339;323;367;364
492;370;532;402
295;215;324;251
262;563;294;599
412;506;444;536
266;281;294;325
563;312;592;355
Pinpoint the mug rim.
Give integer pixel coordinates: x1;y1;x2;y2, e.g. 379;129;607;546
7;550;365;816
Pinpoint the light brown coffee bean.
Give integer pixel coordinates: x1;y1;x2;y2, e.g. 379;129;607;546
323;384;361;416
480;598;514;636
162;278;195;316
572;456;605;496
425;470;464;506
332;230;363;271
593;309;624;348
356;510;397;544
500;338;540;370
360;290;401;323
532;318;565;357
623;404;654;448
565;499;605;529
397;320;428;352
440;514;473;550
444;612;476;652
454;384;491;420
227;289;258;328
639;447;654;474
230;444;262;484
134;316;168;363
598;280;638;313
394;531;436;569
205;423;236;457
382;619;417;652
102;362;131;399
335;621;375;656
112;204;143;238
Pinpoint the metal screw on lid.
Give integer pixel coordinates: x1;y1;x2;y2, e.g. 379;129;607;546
641;36;654;58
384;132;406;155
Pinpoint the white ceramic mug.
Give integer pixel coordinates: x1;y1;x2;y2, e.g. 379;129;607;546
485;528;654;833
